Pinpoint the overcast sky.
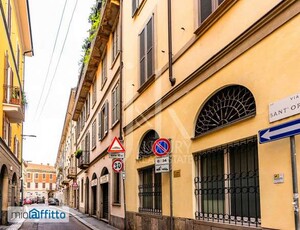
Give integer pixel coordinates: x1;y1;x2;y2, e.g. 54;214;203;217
23;0;94;165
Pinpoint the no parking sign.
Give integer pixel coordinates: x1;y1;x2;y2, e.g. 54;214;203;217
152;138;171;157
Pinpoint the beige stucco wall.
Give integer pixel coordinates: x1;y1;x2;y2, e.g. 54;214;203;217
124;5;300;230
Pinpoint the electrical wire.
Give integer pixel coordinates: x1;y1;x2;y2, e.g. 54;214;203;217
34;0;68;119
36;0;79;119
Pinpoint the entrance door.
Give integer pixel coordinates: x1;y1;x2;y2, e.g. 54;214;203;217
85;178;89;214
102;183;109;220
92;186;97;215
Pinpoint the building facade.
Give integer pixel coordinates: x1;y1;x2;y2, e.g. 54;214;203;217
71;0;124;229
55;89;77;208
123;0;300;230
24;163;56;203
0;0;33;225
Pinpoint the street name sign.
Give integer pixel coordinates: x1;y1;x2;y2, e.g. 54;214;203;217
109;152;125;159
259;118;300;144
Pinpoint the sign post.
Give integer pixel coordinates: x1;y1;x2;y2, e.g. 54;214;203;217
259;119;300;229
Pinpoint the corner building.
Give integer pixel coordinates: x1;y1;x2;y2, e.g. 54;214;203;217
0;0;32;225
123;0;300;229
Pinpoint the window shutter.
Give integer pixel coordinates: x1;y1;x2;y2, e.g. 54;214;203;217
139;29;146;85
116;85;120;120
146;17;153;79
132;0;137;16
105;102;109;133
200;0;212;23
98;112;102;140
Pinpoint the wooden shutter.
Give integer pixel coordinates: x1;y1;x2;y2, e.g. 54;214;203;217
132;0;138;16
146;17;153;79
104;102;108;134
98;112;102;140
139;29;146;85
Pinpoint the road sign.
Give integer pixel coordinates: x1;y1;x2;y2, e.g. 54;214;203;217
155;156;170;165
259;118;300;144
108;137;125;153
152;138;171;157
155;164;170;173
112;159;124;173
109;152;125;159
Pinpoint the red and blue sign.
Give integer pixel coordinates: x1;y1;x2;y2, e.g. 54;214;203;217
152;138;171;157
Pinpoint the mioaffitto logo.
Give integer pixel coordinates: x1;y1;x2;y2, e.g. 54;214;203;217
8;206;69;223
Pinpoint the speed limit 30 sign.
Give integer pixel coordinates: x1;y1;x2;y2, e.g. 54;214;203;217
112;159;124;173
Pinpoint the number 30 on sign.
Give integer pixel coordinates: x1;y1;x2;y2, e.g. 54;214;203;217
112;159;124;173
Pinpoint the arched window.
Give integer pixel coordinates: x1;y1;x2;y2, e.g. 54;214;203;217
195;85;256;136
139;130;159;158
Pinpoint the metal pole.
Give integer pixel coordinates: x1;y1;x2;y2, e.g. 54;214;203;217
122;172;127;230
290;135;299;230
169;153;173;230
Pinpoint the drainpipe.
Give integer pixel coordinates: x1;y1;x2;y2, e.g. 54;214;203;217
167;0;176;86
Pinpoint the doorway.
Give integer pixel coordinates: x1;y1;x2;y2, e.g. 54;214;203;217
100;167;109;220
91;173;97;216
0;165;9;225
85;177;89;214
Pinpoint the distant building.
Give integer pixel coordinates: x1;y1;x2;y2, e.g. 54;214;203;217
24;163;56;202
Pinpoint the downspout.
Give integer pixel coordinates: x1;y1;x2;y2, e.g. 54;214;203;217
119;1;127;229
168;0;176;86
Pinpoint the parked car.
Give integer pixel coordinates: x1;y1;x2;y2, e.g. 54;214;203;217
23;198;32;205
48;198;59;205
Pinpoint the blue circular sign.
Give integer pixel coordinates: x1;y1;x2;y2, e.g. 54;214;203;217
152;138;171;157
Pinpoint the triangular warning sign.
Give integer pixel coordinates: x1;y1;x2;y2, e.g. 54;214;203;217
108;137;125;153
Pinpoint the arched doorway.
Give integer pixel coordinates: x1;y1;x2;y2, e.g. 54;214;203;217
91;173;97;216
0;165;9;225
85;177;89;214
11;173;17;206
100;167;109;220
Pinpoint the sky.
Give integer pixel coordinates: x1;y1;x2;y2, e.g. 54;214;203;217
23;0;95;165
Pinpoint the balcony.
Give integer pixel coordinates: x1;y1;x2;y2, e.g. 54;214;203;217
67;167;76;179
78;151;90;169
2;85;24;123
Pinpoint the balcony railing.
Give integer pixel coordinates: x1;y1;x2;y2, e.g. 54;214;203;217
67;167;77;179
78;151;90;169
2;85;24;123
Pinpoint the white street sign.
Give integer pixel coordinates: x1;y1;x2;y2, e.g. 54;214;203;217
155;156;169;165
269;93;300;122
109;152;125;159
155;164;170;173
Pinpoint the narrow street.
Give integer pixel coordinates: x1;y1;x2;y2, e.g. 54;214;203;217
19;215;90;230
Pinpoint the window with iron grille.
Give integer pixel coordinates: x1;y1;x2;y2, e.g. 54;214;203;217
112;83;120;125
98;102;109;140
92;120;97;149
195;85;256;137
139;16;154;86
194;137;261;227
138;167;162;214
199;0;224;24
139;130;159;158
102;54;107;87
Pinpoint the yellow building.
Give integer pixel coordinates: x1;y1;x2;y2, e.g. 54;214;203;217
123;0;300;229
0;0;33;225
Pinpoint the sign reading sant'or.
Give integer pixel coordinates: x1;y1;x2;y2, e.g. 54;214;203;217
269;93;300;122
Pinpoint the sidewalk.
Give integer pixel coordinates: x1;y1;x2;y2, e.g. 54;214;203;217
66;207;119;230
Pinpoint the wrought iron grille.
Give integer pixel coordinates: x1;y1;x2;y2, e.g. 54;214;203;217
194;137;260;227
195;85;256;136
139;130;159;158
138;167;162;215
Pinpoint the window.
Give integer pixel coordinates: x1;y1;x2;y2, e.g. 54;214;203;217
42;183;45;189
3;116;11;147
16;44;20;71
199;0;224;23
113;172;121;204
98;102;109;140
86;93;90;119
92;120;97;149
35;173;38;179
101;54;107;87
35;183;38;189
7;0;12;36
50;183;52;190
50;174;53;180
194;137;260;227
14;136;19;158
195;85;256;137
27;182;30;188
132;0;144;16
139;17;154;86
27;173;31;178
112;83;120;125
92;80;97;106
112;22;119;61
139;130;159;158
138;167;162;214
43;174;45;179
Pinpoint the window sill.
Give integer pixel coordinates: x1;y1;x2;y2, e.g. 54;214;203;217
194;0;237;37
111;120;119;129
137;74;156;94
112;202;121;207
